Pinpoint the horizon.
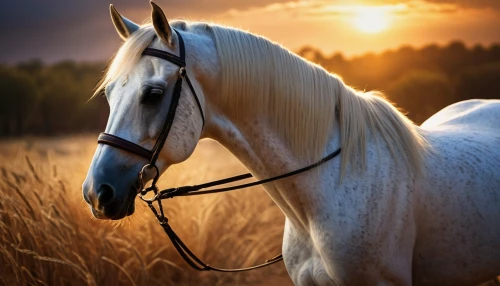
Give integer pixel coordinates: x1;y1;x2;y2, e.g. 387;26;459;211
6;39;499;66
0;0;499;64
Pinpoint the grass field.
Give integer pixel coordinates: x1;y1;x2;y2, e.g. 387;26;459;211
0;135;292;286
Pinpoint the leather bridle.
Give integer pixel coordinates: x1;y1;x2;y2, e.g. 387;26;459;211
96;29;341;272
98;29;204;179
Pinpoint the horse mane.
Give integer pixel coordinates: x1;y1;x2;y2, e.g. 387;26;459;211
95;21;429;177
209;24;429;177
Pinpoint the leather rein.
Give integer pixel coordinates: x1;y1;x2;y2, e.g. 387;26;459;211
97;29;341;272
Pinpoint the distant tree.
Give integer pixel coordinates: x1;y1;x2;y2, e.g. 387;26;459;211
0;66;38;136
439;41;470;76
471;44;489;66
28;61;108;135
37;69;81;134
488;44;500;61
420;44;441;67
17;59;44;76
298;46;329;67
455;62;500;101
386;70;455;124
324;53;347;78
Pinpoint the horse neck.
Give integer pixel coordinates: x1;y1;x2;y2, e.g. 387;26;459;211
199;31;342;226
204;108;341;228
206;27;341;163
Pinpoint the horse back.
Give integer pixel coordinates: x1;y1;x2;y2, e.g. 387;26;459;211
421;99;500;130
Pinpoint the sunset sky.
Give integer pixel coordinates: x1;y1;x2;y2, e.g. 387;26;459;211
0;0;499;63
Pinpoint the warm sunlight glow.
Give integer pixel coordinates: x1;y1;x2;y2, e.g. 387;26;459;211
354;8;390;34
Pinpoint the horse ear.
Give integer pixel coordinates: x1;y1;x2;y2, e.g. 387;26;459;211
150;1;173;46
110;4;140;41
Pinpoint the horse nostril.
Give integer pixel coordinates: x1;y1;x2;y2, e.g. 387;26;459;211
97;184;116;206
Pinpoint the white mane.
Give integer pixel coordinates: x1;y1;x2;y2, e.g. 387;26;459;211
209;24;429;176
95;22;429;177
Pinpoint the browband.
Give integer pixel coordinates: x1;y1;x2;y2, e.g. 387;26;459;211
142;48;186;68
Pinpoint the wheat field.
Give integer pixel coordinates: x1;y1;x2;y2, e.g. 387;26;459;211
0;136;292;286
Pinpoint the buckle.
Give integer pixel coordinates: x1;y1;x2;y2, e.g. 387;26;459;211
179;67;186;78
139;164;160;192
138;185;160;202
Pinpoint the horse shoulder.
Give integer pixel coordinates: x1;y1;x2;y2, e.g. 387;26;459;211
301;152;417;285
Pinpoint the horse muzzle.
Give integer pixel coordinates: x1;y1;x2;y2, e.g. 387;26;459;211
83;181;137;220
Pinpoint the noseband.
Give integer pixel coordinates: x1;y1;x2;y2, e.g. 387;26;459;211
96;29;341;272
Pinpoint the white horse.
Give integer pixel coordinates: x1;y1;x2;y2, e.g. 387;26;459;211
83;2;500;285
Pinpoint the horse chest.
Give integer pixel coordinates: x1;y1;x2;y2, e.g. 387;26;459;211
282;219;336;286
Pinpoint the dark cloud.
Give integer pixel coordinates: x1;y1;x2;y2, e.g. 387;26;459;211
0;1;134;63
0;0;296;63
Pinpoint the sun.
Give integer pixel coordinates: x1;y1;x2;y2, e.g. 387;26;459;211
354;8;390;34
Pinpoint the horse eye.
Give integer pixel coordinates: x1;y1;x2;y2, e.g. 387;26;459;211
141;88;164;104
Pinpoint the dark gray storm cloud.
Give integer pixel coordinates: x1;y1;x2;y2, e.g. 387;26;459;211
0;1;133;63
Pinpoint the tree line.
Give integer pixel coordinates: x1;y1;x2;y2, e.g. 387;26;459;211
1;41;500;137
298;41;500;123
0;60;108;136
